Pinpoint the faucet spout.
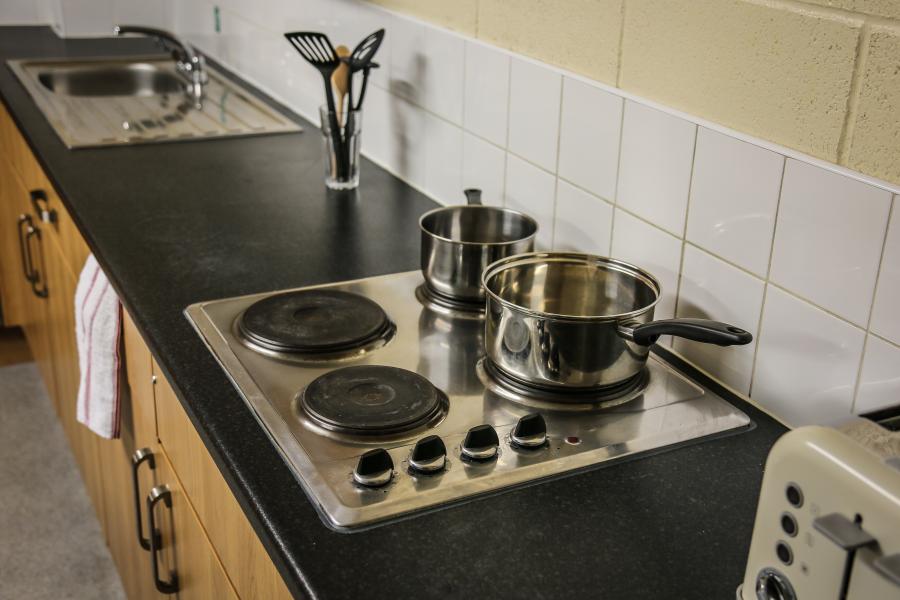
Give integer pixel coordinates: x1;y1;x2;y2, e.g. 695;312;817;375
114;25;207;107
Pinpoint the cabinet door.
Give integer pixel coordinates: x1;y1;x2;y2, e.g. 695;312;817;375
0;156;29;326
41;229;106;523
150;451;240;600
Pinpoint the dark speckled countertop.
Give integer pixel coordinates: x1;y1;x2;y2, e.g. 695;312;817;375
0;27;788;599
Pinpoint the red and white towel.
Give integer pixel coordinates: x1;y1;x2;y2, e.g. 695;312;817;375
75;254;122;439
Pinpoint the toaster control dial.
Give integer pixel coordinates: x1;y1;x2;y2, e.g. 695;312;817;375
461;424;500;461
755;567;796;600
354;448;394;487
409;435;447;473
511;413;547;449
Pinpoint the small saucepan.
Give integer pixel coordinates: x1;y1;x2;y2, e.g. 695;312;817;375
482;252;753;390
420;189;538;304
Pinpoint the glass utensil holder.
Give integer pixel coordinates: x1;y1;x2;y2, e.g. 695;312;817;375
320;105;362;190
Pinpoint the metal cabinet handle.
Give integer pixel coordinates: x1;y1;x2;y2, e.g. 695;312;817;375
24;225;48;298
147;485;179;594
131;448;156;551
17;214;35;282
29;189;57;224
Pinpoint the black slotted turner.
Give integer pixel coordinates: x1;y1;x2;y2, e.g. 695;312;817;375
284;31;346;174
346;29;385;110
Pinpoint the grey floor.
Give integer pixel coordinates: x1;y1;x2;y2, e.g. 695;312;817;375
0;362;126;600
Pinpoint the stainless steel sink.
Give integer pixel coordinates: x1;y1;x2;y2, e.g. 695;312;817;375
8;56;301;148
36;62;186;97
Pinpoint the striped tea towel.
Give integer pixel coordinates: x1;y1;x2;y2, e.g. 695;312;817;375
75;254;122;439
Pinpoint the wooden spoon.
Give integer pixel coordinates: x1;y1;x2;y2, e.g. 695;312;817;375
331;45;351;126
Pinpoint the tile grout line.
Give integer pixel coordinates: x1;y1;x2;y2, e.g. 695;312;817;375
849;193;896;412
837;21;871;166
671;124;700;325
615;0;627;88
748;155;788;398
501;54;514;207
609;100;628;256
549;75;566;248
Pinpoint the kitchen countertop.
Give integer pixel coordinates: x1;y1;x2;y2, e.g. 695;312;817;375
0;27;788;599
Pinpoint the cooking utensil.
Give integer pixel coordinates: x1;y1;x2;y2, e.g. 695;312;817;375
284;31;345;174
419;188;538;304
332;45;350;125
482;252;752;390
346;29;385;110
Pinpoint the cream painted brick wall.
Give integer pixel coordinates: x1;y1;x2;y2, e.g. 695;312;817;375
367;0;478;35
847;24;900;183
802;0;900;20
477;0;622;85
620;0;861;162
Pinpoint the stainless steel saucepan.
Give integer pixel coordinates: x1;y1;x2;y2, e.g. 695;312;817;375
420;189;538;303
482;252;753;390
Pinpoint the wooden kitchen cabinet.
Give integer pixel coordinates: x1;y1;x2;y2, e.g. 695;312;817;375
1;98;294;600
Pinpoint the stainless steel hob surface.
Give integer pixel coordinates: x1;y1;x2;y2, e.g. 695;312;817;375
185;270;751;530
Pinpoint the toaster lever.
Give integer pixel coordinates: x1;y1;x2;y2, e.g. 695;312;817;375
812;513;877;551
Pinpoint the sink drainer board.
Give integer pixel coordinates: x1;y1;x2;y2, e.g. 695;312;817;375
8;56;301;148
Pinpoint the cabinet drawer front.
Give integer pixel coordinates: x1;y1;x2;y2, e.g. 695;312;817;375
154;370;293;600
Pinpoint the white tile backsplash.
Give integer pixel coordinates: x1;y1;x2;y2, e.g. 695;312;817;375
423;114;463;204
617;101;696;236
870;199;900;345
463;42;510;147
675;245;765;394
162;0;900;422
552;180;613;256
505;154;556;249
462;133;506;207
753;285;866;426
421;27;464;125
611;210;682;320
770;160;892;326
686;128;784;277
507;58;562;172
855;335;900;414
557;78;622;202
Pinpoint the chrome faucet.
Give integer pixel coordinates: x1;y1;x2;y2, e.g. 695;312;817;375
113;25;207;107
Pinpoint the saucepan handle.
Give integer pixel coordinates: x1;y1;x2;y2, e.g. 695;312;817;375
463;188;482;206
621;318;753;347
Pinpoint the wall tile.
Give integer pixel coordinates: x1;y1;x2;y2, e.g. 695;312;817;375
846;26;900;187
674;245;765;394
59;0;114;35
770;159;892;326
373;94;427;188
421;27;464;124
463;42;510;147
424;114;463;205
476;0;622;84
617;101;696;236
505;154;556;249
553;180;613;256
620;0;861;162
389;14;426;104
870;198;900;344
558;78;622;202
0;0;42;23
753;285;865;426
360;83;393;168
611;210;682;319
855;335;900;414
113;0;169;28
462;133;505;206
686;128;784;277
507;58;561;172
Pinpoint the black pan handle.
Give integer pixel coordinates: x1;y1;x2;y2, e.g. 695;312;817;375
627;318;752;347
464;188;482;206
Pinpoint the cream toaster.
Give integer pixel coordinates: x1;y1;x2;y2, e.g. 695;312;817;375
738;420;900;599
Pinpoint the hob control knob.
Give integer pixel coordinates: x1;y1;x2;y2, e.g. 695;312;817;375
511;413;547;449
461;424;500;461
353;448;394;487
409;435;447;474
